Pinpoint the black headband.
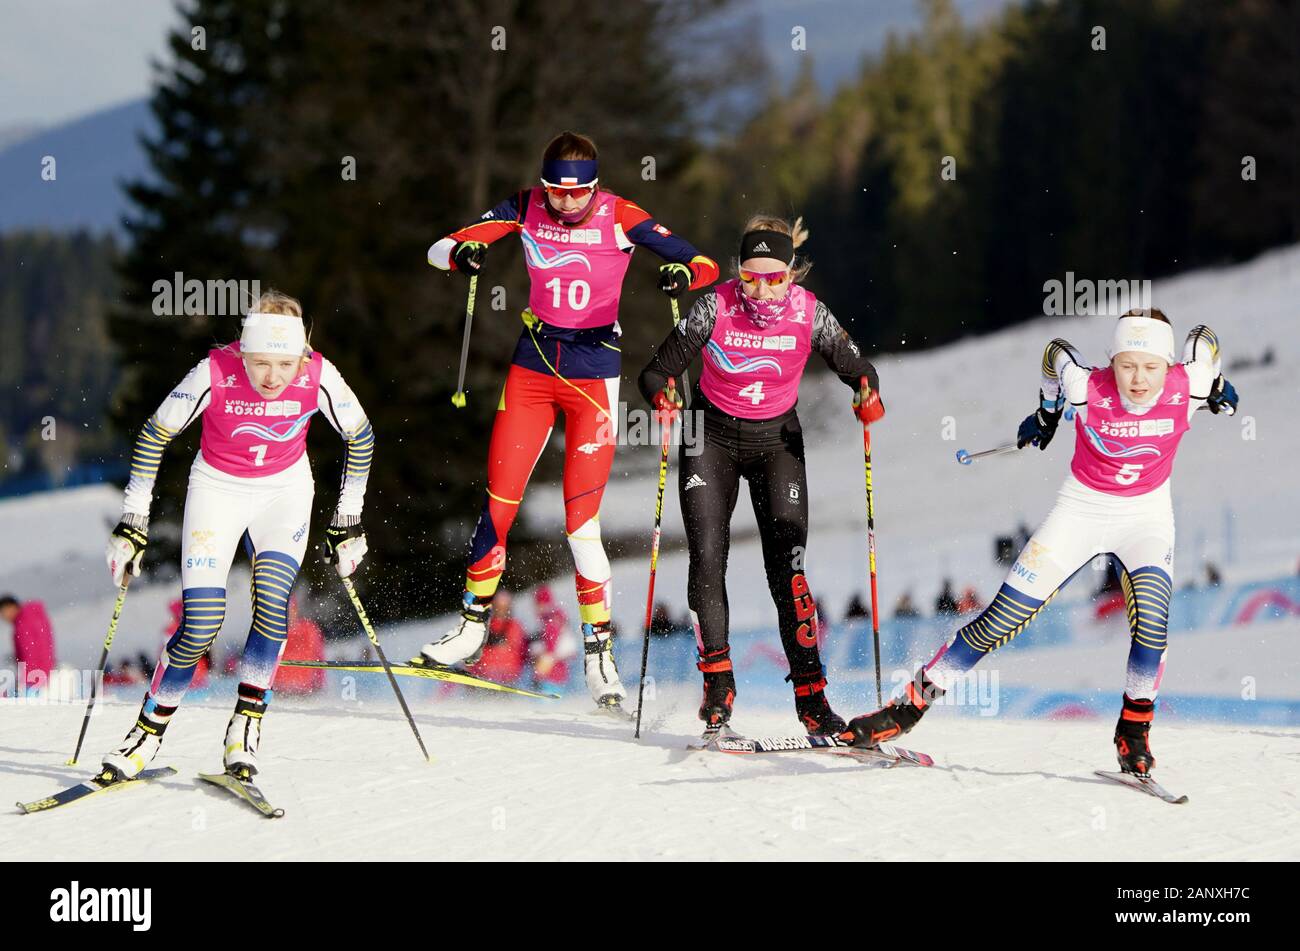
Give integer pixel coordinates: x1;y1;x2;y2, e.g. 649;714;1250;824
739;229;794;264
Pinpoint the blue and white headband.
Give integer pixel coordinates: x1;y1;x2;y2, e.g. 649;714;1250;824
541;158;598;187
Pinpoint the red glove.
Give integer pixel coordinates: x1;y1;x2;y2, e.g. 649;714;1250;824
653;377;684;425
853;377;884;426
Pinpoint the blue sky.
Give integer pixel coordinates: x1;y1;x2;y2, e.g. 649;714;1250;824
0;1;176;130
0;0;1013;131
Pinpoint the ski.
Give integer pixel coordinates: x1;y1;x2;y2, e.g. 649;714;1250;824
1094;769;1188;804
198;770;285;818
712;733;934;767
17;766;177;815
279;659;560;699
686;724;741;751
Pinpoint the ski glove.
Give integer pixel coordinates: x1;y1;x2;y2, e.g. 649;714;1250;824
323;521;368;578
106;519;148;586
853;378;885;426
652;377;684;425
1207;374;1238;416
451;240;488;274
1017;391;1064;450
658;263;693;299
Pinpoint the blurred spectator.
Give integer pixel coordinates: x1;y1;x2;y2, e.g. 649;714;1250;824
1015;522;1032;551
104;658;147;686
0;594;55;690
530;585;577;691
843;593;870;621
470;590;529;685
893;592;919;619
276;593;327;695
935;579;959;615
1204;562;1222;587
956;586;980;614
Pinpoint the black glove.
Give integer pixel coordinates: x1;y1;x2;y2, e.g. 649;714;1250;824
451;240;488;274
1207;374;1238;416
106;519;149;585
1016;392;1064;450
658;262;693;299
321;522;364;564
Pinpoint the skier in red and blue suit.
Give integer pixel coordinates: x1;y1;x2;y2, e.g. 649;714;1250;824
421;131;718;711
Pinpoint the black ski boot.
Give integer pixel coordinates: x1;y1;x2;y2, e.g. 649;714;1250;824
791;673;847;736
845;670;944;747
1114;695;1156;775
697;650;736;731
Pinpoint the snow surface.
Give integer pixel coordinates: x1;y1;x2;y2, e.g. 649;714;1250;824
4;691;1297;861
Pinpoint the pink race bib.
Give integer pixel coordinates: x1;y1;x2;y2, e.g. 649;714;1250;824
521;188;633;329
1070;364;1191;495
200;343;321;476
699;280;814;418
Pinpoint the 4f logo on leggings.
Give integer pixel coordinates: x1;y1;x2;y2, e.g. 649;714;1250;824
792;574;818;647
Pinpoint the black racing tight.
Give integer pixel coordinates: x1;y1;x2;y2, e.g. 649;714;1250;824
679;418;824;687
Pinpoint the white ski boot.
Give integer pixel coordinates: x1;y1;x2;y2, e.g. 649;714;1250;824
416;594;490;667
102;710;168;781
583;622;627;711
223;693;266;778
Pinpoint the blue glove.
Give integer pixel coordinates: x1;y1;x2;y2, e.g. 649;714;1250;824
1207;374;1238;416
1016;392;1064;450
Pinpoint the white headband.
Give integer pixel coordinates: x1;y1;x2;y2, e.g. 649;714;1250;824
241;312;307;357
1108;315;1175;364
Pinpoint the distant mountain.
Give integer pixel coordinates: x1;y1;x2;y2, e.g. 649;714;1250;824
0;122;43;152
0;98;154;237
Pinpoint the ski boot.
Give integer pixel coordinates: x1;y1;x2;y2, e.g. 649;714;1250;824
791;672;847;736
698;650;737;732
844;670;943;747
1114;694;1156;776
583;621;627;711
415;592;491;667
101;696;174;782
223;685;268;779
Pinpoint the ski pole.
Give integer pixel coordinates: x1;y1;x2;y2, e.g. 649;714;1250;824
67;578;130;765
863;423;883;708
451;275;478;408
955;408;1075;464
669;298;691;406
634;382;675;739
340;575;430;762
954;444;1020;465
